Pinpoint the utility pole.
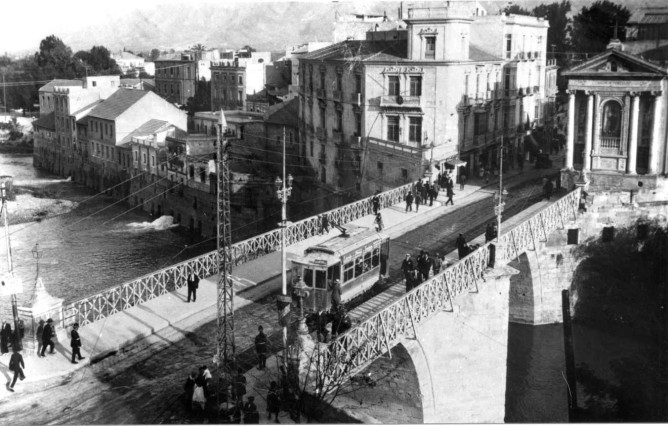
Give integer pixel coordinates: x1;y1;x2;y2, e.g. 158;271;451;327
2;72;6;115
215;110;235;411
1;178;21;350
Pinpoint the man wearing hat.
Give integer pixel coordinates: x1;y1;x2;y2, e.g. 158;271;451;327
7;346;25;392
40;318;55;357
401;253;415;292
70;323;85;364
35;319;45;357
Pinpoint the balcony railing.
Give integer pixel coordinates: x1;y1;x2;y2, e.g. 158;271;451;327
332;90;343;102
316;127;327;140
600;136;621;149
367;137;423;155
380;95;421;108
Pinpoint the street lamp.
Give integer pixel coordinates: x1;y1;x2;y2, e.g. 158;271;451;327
291;275;309;337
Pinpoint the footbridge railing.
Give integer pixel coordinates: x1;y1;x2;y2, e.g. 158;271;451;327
61;183;414;327
323;187;581;384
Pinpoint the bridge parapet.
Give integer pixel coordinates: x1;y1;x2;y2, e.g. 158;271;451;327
59;183;415;327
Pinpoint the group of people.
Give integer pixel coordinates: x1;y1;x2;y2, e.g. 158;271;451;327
400;250;445;292
3;319;85;392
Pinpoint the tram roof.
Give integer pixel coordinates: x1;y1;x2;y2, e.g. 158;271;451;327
294;226;388;266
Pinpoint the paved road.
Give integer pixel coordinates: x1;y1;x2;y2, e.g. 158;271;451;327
0;176;550;424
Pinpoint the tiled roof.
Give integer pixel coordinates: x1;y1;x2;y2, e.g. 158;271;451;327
264;98;298;127
116;51;143;60
86;88;150;121
120;119;171;144
629;7;668;24
32;112;55;130
301;40;407;62
39;79;82;92
119;78;156;90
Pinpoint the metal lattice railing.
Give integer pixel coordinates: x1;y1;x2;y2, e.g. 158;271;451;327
61;183;415;327
323;187;581;384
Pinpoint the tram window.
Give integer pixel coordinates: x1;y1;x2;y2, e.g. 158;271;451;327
327;264;340;282
315;270;327;289
363;250;372;272
343;261;354;281
354;258;364;277
372;248;380;267
303;268;314;288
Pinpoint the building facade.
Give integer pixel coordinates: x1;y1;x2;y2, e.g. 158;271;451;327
154;55;198;105
298;4;550;197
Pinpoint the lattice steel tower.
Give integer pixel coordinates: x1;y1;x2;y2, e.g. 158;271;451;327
216;111;236;383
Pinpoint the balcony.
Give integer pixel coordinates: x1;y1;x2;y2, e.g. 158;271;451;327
332;90;343;102
316;88;326;99
332;129;344;144
380;95;421;108
349;134;363;148
319;151;327;164
316;127;327;141
350;92;363;104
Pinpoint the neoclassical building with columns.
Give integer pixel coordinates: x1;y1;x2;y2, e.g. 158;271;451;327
562;45;667;191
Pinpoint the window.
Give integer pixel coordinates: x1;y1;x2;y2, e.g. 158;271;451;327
239;75;243;85
505;34;512;59
409;76;422;96
336;110;343;131
321;166;326;183
401;168;408;179
336;73;342;91
409;117;422;143
320;71;325;89
377;161;383;172
504;68;511;96
355;73;362;93
176;67;179;77
170;67;173;76
134;151;138;161
319;107;326;129
151;155;155;166
474;112;487;136
387;116;400;141
223;74;227;82
354;112;362;136
425;36;436;59
143;153;147;164
388;76;400;96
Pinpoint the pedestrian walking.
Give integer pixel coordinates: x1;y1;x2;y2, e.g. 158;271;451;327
414;192;421;212
401;253;415;292
40;318;55;357
459;173;467;191
555;175;562;194
417;250;432;282
35;319;44;357
184;370;197;411
7;347;25;392
243;396;260;424
445;186;454;206
428;185;436;206
254;326;268;370
405;192;413;212
330;279;342;312
234;368;247;402
432;252;443;275
267;381;281;423
186;272;200;303
371;193;380;215
192;366;209;412
374;212;383;231
1;320;10;355
420;182;428;201
70;323;85;364
415;180;423;200
485;222;498;243
320;214;330;234
456;234;468;259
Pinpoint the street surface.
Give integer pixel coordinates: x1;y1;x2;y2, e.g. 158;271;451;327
0;176;549;424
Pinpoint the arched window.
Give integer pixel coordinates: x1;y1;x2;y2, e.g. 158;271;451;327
600;100;622;149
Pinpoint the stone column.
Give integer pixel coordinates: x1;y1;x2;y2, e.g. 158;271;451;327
627;92;640;174
584;91;594;170
592;93;601;169
649;91;663;175
566;90;576;169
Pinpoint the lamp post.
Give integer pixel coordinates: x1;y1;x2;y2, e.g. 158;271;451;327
493;139;509;266
1;177;21;350
291;275;309;338
275;128;294;364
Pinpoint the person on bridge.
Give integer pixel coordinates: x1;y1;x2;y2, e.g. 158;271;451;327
187;273;200;303
432;252;443;275
70;323;85;364
372;193;381;215
456;234;468;259
266;381;281;423
485;223;498;243
414;192;421;212
543;178;554;201
254;326;268;370
319;213;330;235
374;212;383;231
40;318;55;357
417;250;432;283
405;192;413;212
183;370;197;412
401;253;416;292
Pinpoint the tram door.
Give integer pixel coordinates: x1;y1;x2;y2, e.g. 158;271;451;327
302;265;328;313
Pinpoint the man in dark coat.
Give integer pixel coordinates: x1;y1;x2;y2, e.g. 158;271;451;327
36;319;45;357
427;183;436;206
243;396;260;424
330;279;342;311
7;347;25;392
401;253;415;292
70;322;85;364
417;250;432;283
371;194;380;215
485;222;498;243
445;186;454;206
414;192;421;212
432;252;443;275
405;192;413;212
40;318;55;357
254;326;268;370
456;234;468;259
187;273;200;303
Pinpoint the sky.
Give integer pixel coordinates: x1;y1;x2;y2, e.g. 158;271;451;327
1;0;663;57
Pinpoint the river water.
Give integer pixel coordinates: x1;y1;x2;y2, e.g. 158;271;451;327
0;153;215;317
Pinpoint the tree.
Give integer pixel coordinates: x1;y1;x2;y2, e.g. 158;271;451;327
570;0;631;55
241;45;256;52
34;35;75;78
150;49;161;61
533;1;571;63
504;4;532;15
190;43;206;60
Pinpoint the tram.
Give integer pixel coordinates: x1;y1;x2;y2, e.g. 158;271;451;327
290;225;390;314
